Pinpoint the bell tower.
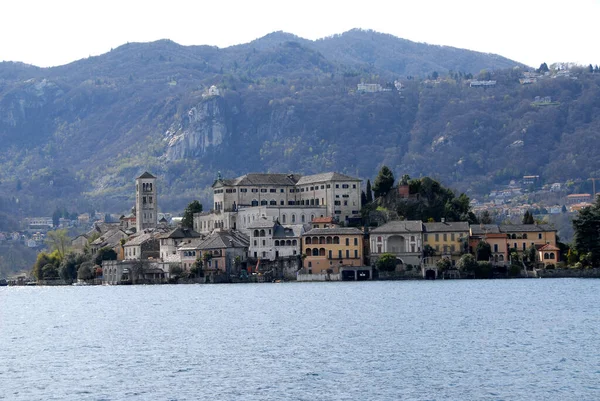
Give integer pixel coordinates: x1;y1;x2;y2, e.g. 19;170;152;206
135;172;157;232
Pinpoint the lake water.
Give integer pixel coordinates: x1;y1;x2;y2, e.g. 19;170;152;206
1;279;599;400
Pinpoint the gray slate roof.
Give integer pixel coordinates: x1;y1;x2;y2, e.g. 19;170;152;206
424;222;470;232
218;173;299;187
303;227;364;236
213;172;360;187
137;172;156;179
295;172;360;185
499;224;556;233
159;227;202;239
370;220;423;233
124;232;156;246
183;230;250;251
90;228;127;247
273;224;306;238
470;224;501;235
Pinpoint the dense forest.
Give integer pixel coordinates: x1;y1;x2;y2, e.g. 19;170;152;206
0;29;599;229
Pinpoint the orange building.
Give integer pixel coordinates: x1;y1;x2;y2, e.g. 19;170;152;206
302;227;364;274
470;224;508;265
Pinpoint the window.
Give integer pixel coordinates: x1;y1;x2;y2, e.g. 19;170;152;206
494;244;498;252
261;189;267;193
354;250;358;258
342;184;349;189
252;188;258;193
538;233;542;239
301;215;305;223
450;245;456;252
346;250;350;258
270;200;277;205
310;187;314;191
251;200;259;207
435;234;439;241
282;215;287;223
280;200;284;205
354;238;358;246
292;214;296;223
451;233;455;241
270;189;276;193
338;250;342;259
240;188;247;193
345;238;350;246
328;250;332;259
424;233;428;242
522;243;526;251
336;184;339;188
280;189;284;193
261;200;267;206
288;201;295;205
353;184;356;189
344;201;348;206
321;185;325;189
334;201;341;206
443;233;447;241
326;184;331;188
253;240;257;246
263;240;266;246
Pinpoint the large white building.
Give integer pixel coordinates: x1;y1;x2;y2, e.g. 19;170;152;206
195;172;362;235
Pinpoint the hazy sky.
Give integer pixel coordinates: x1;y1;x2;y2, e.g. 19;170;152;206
1;0;599;68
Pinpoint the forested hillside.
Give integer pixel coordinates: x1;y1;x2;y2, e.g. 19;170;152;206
0;29;598;226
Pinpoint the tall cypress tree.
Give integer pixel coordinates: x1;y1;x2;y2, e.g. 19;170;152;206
366;180;373;203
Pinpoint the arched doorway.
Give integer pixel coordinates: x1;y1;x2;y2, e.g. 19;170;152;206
425;269;436;280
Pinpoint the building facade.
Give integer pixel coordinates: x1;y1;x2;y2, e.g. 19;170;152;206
423;221;470;265
302;227;364;274
136;172;157;232
369;221;424;267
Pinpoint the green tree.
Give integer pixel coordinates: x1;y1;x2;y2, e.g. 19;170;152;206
182;200;203;228
475;241;491;261
423;244;436;258
366;180;373;203
361;190;367;206
457;253;478;273
32;251;60;281
537;62;549;73
94;247;118;266
480;210;493;224
436;257;452;275
42;263;59;279
522;210;534;224
375;253;397;272
59;253;86;283
525;244;537;265
45;229;71;262
372;166;395;198
572;197;600;266
77;261;94;280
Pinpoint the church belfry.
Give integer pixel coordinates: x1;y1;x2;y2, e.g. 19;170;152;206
136;172;157;232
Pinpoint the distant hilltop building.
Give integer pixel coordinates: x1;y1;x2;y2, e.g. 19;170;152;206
202;85;221;98
469;80;496;87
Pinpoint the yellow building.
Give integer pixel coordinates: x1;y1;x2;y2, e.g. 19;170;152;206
302;227;364;274
499;224;557;254
423;221;470;265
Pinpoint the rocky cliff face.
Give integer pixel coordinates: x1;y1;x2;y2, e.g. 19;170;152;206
164;96;228;160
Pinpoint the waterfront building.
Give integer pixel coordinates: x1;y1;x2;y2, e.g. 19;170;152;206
182;230;249;276
158;227;202;263
302;227;364;274
423;221;470;265
369;221;423;267
469;224;509;265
